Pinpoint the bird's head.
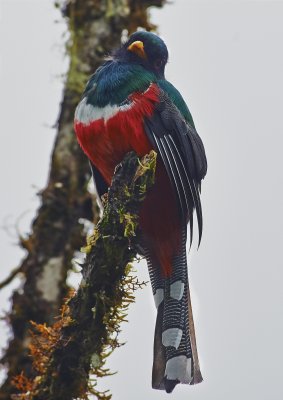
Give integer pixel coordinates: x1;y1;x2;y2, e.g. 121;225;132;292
113;31;169;78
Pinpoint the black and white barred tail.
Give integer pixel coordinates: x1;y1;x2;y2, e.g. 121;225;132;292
145;226;203;393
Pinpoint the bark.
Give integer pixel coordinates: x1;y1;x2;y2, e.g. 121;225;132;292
0;1;165;399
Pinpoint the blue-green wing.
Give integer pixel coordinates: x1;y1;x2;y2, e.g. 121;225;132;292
157;80;195;128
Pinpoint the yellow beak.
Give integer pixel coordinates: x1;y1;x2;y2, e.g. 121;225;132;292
127;41;146;59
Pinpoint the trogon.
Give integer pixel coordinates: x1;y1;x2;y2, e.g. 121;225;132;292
74;31;207;393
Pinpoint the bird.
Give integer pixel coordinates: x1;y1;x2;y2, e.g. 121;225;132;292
74;30;207;393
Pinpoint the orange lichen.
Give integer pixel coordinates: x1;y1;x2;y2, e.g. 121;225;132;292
12;291;75;399
12;372;33;395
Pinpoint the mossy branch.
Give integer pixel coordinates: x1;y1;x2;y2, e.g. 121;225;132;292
12;151;156;400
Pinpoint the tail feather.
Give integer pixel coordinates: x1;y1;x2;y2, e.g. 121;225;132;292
144;226;202;393
187;281;203;384
152;304;166;390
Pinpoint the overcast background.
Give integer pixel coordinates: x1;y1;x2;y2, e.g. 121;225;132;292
1;1;283;399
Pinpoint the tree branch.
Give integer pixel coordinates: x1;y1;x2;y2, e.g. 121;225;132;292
12;151;156;400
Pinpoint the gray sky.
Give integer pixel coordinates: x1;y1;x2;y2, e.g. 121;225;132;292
1;1;283;399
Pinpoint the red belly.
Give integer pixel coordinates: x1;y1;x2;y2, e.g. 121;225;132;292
75;86;181;276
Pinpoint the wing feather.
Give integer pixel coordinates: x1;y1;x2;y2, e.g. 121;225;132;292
144;90;207;247
168;135;203;246
163;135;190;212
147;126;186;217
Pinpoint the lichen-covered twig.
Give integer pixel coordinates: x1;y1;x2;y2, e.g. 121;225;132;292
13;151;156;400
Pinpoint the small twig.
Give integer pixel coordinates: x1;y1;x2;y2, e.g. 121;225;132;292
0;266;23;290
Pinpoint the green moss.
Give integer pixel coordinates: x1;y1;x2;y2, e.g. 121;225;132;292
121;213;138;238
